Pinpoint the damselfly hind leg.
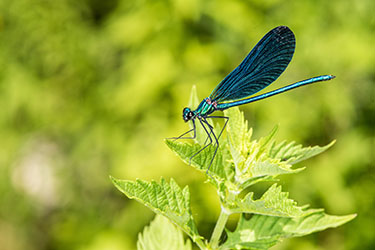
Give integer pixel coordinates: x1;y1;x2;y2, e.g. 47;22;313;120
202;118;219;174
206;116;229;146
188;118;213;166
188;116;228;174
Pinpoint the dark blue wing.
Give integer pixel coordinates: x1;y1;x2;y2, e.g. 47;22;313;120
209;26;295;103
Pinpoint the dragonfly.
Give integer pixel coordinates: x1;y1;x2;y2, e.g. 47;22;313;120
171;26;335;173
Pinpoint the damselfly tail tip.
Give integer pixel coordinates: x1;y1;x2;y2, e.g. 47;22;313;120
329;75;336;80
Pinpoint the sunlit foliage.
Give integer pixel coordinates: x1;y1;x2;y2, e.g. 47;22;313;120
0;0;373;249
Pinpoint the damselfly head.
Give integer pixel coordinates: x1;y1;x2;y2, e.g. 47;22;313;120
183;107;194;122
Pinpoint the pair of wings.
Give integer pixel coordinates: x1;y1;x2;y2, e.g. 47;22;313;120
209;26;296;103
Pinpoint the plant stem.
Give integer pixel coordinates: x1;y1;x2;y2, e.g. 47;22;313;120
194;237;207;250
210;206;230;249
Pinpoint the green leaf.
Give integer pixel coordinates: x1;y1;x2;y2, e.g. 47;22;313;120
165;139;234;184
137;214;192;250
228;184;311;217
225;107;252;157
187;85;200;108
237;159;305;191
110;177;202;242
220;234;279;250
257;125;279;156
282;211;356;237
268;140;335;164
221;212;356;250
224;108;304;188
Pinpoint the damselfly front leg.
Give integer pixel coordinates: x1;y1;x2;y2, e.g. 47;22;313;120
167;119;196;141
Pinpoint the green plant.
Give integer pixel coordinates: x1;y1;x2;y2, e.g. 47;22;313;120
111;87;356;250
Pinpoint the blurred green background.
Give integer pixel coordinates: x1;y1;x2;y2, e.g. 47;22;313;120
0;0;373;249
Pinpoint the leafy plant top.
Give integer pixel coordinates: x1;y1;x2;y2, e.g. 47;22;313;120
111;87;355;250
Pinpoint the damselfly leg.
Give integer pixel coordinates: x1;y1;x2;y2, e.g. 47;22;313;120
167;119;196;140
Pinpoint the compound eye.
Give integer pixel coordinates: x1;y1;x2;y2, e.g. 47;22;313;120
188;111;194;119
183;107;191;122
